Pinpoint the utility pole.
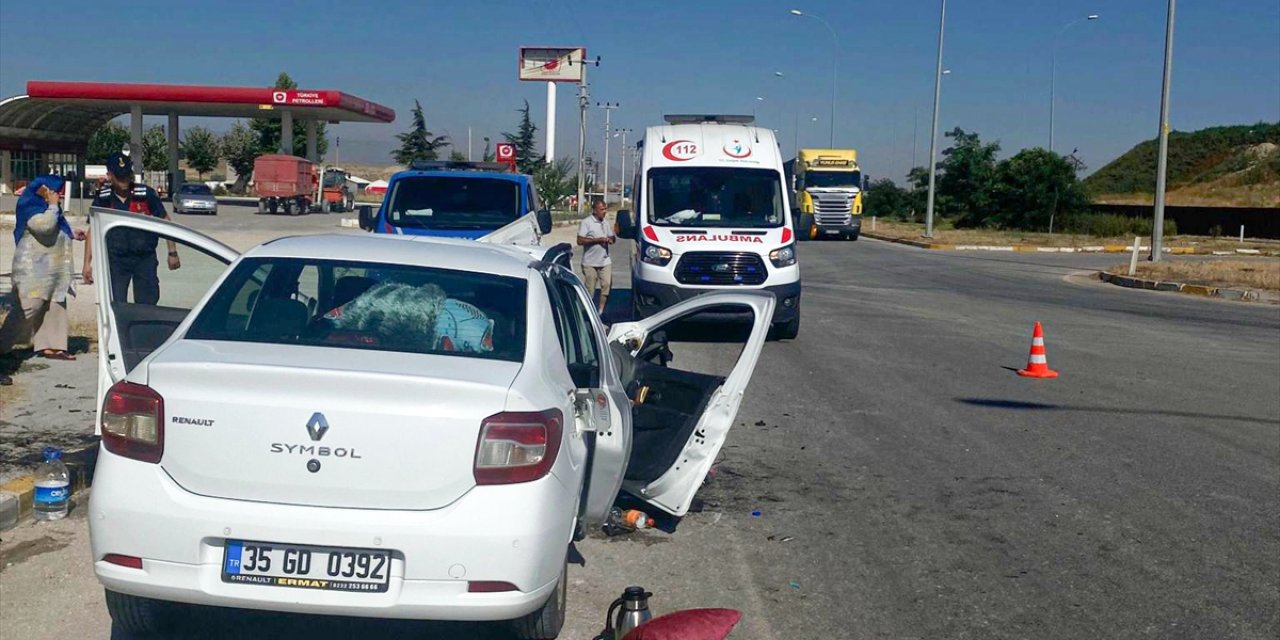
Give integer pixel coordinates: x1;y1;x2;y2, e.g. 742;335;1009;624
597;102;619;206
615;128;632;205
1151;0;1176;261
924;0;947;239
574;57;600;217
467;127;472;161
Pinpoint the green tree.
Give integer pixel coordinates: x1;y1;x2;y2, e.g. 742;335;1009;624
863;178;911;220
392;100;449;164
936;127;1000;227
142;125;169;172
905;166;931;221
502;100;541;174
533;157;577;209
220;122;260;194
449;149;468;162
87;122;131;164
250;72;329;157
482;138;496;162
182;126;220;179
991;148;1090;231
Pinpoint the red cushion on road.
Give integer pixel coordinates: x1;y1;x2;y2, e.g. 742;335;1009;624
621;608;742;640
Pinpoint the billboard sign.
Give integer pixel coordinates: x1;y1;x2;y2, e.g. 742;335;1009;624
519;47;586;82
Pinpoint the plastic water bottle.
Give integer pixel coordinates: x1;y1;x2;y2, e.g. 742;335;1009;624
33;447;70;521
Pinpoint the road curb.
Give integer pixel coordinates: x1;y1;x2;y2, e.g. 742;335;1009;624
861;231;1268;255
0;442;99;531
1097;271;1267;302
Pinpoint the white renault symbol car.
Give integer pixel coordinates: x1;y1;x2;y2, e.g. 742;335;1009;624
87;208;772;638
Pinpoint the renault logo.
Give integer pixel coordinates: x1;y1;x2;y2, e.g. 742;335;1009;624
306;413;329;441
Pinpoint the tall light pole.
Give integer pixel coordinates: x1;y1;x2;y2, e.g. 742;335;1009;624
1151;0;1176;261
1049;14;1100;152
614;127;632;205
597;102;619;205
924;0;947;239
790;9;838;146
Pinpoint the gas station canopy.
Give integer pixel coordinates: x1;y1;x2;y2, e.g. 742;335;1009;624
0;80;395;191
0;80;394;152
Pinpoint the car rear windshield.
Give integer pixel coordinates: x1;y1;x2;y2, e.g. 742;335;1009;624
180;184;213;195
187;257;527;362
386;176;521;231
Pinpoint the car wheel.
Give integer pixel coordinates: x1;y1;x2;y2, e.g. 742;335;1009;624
510;562;566;640
797;214;815;241
847;231;859;241
104;589;181;635
268;199;279;215
771;315;800;340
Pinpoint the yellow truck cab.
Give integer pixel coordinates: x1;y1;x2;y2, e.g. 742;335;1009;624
785;149;863;241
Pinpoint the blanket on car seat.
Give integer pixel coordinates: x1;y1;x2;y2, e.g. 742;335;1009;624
326;282;494;353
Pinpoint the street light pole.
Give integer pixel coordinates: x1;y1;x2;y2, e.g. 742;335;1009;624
790;9;838;146
1049;14;1100;152
1151;0;1176;261
597;102;619;205
924;0;946;239
614;128;632;205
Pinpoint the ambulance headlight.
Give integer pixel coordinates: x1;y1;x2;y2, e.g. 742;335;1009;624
769;244;796;267
641;244;672;266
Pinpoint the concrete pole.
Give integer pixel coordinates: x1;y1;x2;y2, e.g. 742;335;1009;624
576;67;588;217
1150;0;1176;262
167;113;181;197
467;127;473;161
598;102;617;205
281;111;294;156
305;119;318;162
924;0;946;239
130;105;143;181
546;82;557;163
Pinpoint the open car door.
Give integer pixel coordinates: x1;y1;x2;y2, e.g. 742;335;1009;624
91;207;239;432
606;292;775;516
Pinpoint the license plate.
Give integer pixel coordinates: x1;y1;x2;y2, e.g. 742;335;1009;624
222;540;390;593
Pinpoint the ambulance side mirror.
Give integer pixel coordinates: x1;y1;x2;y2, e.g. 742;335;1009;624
615;210;634;240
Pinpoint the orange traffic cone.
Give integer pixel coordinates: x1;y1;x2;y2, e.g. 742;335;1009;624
1017;322;1059;379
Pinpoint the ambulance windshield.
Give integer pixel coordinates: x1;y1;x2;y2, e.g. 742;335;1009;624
648;167;784;228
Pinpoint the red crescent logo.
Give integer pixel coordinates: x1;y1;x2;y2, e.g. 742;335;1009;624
662;140;698;162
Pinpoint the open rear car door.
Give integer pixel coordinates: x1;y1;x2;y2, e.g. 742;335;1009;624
606;292;775;516
91;207;239;431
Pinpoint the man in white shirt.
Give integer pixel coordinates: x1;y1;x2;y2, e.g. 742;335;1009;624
576;199;615;314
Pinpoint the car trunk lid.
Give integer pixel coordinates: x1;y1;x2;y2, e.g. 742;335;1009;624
148;340;519;510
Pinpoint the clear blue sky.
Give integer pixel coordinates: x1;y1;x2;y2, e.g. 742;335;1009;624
2;0;1277;182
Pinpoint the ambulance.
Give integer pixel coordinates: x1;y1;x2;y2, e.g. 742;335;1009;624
617;115;801;339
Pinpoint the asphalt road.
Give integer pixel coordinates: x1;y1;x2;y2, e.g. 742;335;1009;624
2;235;1277;639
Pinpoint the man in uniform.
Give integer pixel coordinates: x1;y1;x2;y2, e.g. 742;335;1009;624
83;153;180;304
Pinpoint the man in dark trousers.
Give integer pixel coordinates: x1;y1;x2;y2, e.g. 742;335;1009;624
82;153;180;304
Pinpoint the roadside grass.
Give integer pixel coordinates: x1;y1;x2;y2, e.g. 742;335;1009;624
1108;258;1280;291
864;219;1278;252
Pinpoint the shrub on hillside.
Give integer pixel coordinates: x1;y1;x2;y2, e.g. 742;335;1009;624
1061;213;1177;238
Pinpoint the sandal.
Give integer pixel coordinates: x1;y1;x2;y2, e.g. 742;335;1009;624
38;350;76;361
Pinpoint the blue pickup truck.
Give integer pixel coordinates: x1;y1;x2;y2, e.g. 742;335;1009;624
358;161;553;245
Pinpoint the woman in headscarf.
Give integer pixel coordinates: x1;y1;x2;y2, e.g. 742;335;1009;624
0;175;86;370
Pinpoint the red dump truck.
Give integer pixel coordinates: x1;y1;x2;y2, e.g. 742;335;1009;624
254;154;318;215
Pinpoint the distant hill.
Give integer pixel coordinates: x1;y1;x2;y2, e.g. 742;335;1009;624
1085;123;1280;207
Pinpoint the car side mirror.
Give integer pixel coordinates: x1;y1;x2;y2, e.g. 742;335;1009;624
536;208;553;235
615;209;634;239
357;205;375;232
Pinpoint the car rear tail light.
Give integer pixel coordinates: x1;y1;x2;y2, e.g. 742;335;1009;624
103;554;144;569
468;581;518;593
473;409;562;485
101;381;164;464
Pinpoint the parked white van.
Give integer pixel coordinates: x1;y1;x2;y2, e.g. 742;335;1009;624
617;115;801;339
